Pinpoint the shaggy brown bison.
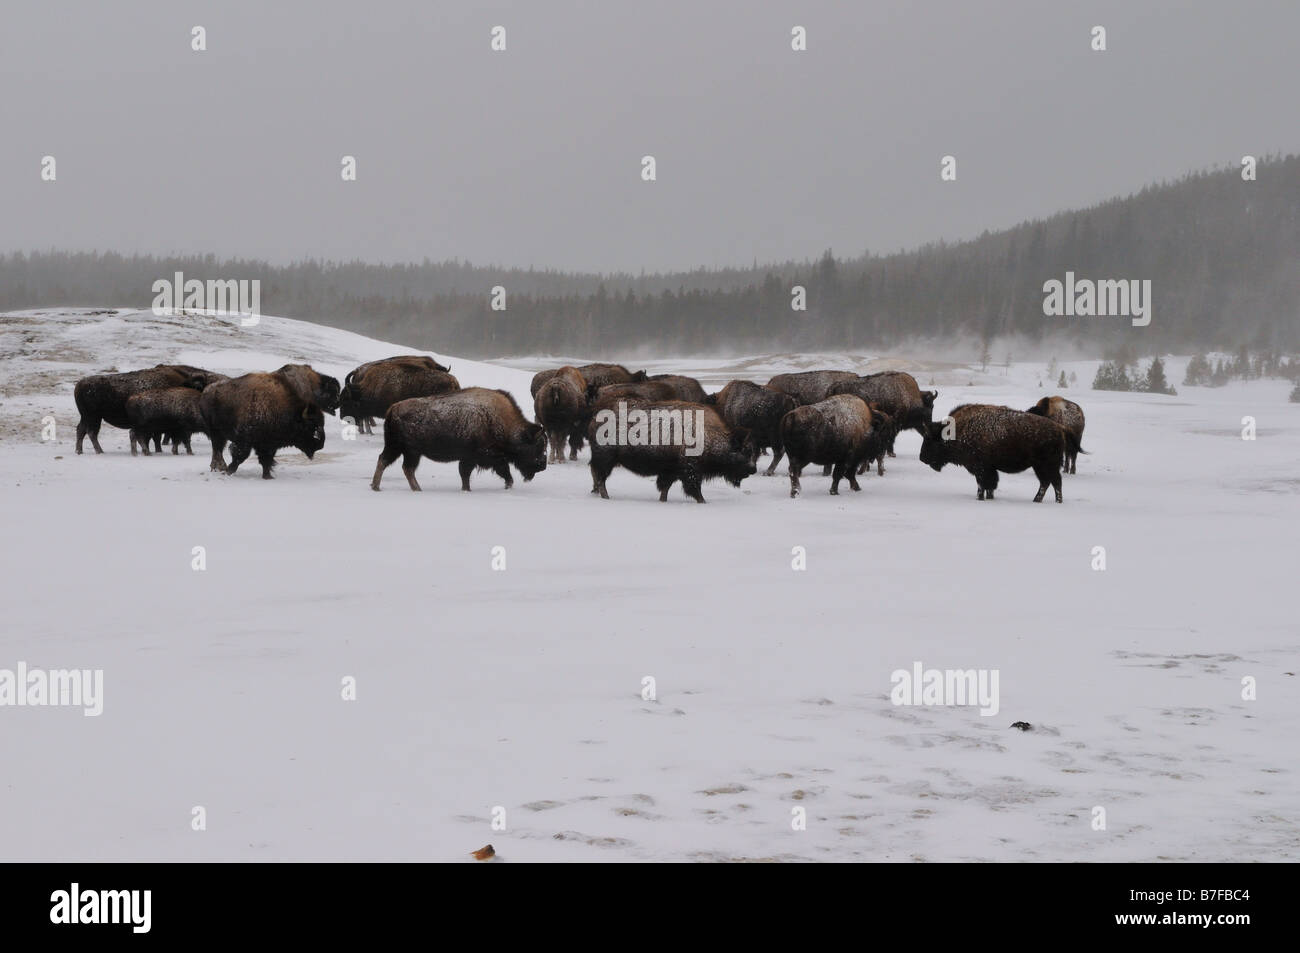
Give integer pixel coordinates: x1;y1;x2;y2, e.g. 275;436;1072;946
125;387;207;455
920;404;1066;502
74;364;224;454
198;370;328;478
828;371;937;451
1026;395;1086;474
531;363;647;399
646;374;708;403
344;355;452;433
534;366;588;463
780;394;877;498
704;380;797;473
586;398;757;502
371;387;547;492
766;370;858;407
339;361;459;435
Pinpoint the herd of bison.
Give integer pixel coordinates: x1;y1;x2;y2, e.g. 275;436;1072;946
70;356;1087;502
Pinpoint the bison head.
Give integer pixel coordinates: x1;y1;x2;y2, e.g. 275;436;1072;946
1025;398;1049;416
316;375;342;415
512;422;548;481
294;405;327;459
719;427;759;486
918;420;951;472
630;370;649;383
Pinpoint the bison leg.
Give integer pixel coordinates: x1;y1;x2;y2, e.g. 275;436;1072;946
370;446;400;490
458;458;475;491
822;464;833;477
567;429;583;461
208;435;228;473
77;416;104;454
846;462;862;492
788;460;804;498
829;462;844;495
225;443;251;475
975;468;998;500
492;461;514;489
255;448;277;479
152;433;162;453
401;450;423;491
680;468;705;504
129;430;143;456
589;457;614;499
655;472;677;502
764;441;785;476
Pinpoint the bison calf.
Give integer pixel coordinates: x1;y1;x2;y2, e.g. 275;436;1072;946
372;387;547;492
1026;395;1086;474
920;404;1065;502
125;387;207;455
74;364;222;454
780;394;876;498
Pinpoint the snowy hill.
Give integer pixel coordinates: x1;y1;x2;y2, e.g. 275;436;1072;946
1;309;1297;862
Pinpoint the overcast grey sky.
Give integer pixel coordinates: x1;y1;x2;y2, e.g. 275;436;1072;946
3;0;1297;274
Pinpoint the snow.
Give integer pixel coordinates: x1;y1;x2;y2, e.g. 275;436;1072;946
1;308;1296;862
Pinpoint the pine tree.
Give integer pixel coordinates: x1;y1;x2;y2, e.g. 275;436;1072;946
1058;370;1068;388
1145;356;1175;395
1184;353;1210;386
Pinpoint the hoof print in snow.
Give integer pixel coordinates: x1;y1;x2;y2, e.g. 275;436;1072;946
1010;721;1034;731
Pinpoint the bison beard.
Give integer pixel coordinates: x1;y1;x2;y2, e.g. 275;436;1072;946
371;387;547;492
920;404;1066;502
586;400;757;503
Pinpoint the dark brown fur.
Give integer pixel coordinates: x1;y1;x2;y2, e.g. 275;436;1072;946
340;362;459;434
706;380;798;474
646;374;708;403
780;394;876;498
766;370;858;407
920;404;1066;502
125;387;207;456
1026;396;1086;474
372;387;547;492
586;399;757;503
198;371;328;479
74;364;224;454
534;366;588;463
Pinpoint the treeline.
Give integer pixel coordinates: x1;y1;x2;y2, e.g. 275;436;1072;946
3;155;1298;358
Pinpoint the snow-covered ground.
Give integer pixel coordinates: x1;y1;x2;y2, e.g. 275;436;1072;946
1;309;1296;862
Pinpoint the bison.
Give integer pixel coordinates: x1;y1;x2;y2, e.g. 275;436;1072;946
339;360;459;435
199;370;328;479
858;407;898;476
1026;395;1086;474
587;398;757;502
344;355;451;433
371;387;547;492
704;380;797;473
646;374;708;403
827;371;937;452
766;370;859;407
531;363;647;399
780;394;877;498
125;387;207;456
533;366;588;463
74;364;223;454
919;404;1066;502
